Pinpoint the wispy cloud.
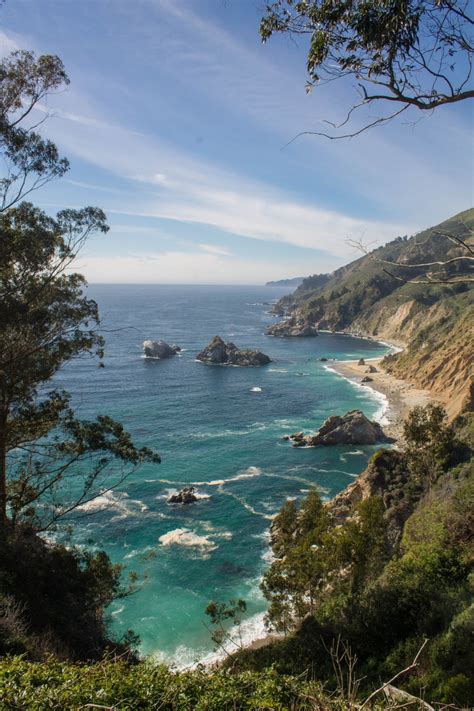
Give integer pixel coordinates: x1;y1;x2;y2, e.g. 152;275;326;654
40;101;410;259
199;243;233;257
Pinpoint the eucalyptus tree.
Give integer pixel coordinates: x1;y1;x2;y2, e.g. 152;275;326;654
0;50;70;210
260;0;474;139
0;51;160;530
0;202;160;529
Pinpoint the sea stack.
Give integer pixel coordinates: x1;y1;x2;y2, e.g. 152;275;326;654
143;340;180;359
196;336;271;366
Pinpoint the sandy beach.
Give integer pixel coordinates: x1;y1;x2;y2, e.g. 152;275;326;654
330;353;448;442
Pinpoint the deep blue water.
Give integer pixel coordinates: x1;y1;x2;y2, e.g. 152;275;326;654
54;284;390;666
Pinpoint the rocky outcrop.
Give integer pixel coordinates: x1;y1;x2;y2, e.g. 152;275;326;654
197;336;271;366
312;410;391;445
167;487;199;504
361;376;373;383
266;317;318;337
284;410;391;447
328;449;412;550
143;340;180;359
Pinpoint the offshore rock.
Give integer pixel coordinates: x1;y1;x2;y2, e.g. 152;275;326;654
311;410;391;445
167;487;199;504
197;336;271;366
143;340;179;359
284;410;391;447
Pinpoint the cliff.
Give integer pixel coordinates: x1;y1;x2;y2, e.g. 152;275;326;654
268;209;474;416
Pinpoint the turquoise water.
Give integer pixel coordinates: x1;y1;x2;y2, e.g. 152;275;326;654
54;284;390;666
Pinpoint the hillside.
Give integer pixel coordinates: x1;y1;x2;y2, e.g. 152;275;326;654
268;209;474;416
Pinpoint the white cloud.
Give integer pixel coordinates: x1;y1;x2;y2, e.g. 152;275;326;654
40;103;410;259
75;249;323;285
0;30;20;56
198;243;233;257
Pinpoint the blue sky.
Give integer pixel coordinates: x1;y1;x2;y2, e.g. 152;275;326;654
1;0;473;284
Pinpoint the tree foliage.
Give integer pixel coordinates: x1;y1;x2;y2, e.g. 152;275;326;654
0;202;160;530
0;50;70;210
260;1;474;137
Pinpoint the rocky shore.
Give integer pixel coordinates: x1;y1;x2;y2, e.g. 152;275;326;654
329;354;448;442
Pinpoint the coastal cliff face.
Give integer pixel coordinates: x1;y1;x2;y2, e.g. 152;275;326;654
269;209;474;416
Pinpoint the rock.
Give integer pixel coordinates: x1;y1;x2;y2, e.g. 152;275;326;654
319;357;328;362
290;431;305;441
143;340;179;359
309;410;391;446
197;336;271;366
167;487;199;504
171;344;182;352
266;318;318;337
361;376;373;383
358;358;365;366
366;365;377;373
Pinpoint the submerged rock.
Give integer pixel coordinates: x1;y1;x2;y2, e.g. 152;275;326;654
167;487;199;504
197;336;271;366
143;340;180;359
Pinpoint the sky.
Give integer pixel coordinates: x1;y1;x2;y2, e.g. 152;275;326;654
1;0;473;284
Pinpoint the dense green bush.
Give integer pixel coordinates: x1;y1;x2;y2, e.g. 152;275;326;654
0;526;134;661
0;658;345;710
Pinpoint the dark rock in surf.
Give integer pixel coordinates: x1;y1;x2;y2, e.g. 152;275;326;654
197;336;271;366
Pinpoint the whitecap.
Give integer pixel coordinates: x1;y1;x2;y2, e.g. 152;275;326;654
159;528;217;550
323;364;390;425
110;605;125;617
75;491;148;520
268;368;288;373
192;465;263;487
250;386;263;392
153;611;270;670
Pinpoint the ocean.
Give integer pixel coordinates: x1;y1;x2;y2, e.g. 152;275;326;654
54;284;391;666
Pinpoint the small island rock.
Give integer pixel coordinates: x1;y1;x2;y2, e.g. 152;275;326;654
311;410;390;445
197;336;271;366
283;410;391;447
143;340;180;359
167;487;199;504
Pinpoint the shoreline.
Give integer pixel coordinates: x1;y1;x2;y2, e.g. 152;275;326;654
329;341;448;442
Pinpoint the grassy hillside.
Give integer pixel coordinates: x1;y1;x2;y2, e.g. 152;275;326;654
268;209;474;414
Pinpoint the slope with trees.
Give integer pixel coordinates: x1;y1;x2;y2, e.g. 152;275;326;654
268;208;474;414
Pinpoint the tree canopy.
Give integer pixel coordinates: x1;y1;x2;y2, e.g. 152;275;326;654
0;50;70;210
260;0;474;138
0;52;161;531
